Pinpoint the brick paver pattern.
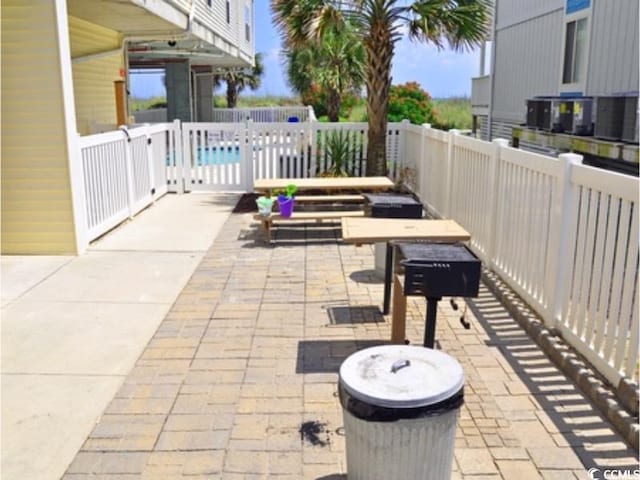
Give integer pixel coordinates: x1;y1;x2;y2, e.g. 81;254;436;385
63;214;638;479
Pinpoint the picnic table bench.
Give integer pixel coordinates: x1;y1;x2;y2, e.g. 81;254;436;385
253;176;394;241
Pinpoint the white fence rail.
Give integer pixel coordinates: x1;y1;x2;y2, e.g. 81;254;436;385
77;120;639;390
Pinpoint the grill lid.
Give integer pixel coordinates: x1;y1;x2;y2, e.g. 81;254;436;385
398;243;476;263
364;193;421;205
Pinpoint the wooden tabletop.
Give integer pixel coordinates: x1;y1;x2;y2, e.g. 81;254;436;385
341;217;470;244
254;176;394;192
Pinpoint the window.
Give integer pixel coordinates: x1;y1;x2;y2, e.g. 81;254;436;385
244;5;251;42
562;17;587;84
207;0;212;6
226;0;230;23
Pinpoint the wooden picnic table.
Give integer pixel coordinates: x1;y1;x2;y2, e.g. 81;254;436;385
341;217;471;343
341;217;470;244
253;176;395;241
253;176;395;195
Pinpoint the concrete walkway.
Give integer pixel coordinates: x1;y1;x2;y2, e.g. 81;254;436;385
2;196;638;480
1;192;239;480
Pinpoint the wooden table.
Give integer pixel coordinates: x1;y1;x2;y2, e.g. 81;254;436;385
341;217;470;244
253;176;394;195
253;177;395;241
341;217;471;342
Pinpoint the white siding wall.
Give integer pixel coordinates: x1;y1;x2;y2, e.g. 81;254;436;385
587;0;639;95
496;0;563;29
69;16;123;135
1;0;78;254
492;7;564;123
192;0;253;62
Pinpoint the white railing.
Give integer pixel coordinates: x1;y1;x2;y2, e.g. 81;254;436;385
211;106;316;123
411;126;639;388
177;120;411;190
77;123;174;241
75;120;639;390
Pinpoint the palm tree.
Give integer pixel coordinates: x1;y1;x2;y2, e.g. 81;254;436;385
214;52;265;108
283;23;365;121
272;0;491;175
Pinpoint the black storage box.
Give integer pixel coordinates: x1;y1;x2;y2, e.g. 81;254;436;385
398;243;481;298
363;193;423;219
595;96;626;140
622;95;639;144
526;98;552;130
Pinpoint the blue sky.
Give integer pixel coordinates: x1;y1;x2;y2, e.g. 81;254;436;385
130;2;482;99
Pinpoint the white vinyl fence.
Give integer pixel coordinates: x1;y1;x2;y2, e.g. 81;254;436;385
78;123;174;241
410;126;639;388
76;120;638;389
212;106;316;123
177;120;413;190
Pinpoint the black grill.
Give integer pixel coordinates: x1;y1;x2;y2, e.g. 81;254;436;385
398;243;481;298
363;193;423;218
396;243;481;348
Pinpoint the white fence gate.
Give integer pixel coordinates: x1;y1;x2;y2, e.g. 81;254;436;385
176;121;413;191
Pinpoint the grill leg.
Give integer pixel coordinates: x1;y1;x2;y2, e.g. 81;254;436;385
423;297;441;348
382;242;393;315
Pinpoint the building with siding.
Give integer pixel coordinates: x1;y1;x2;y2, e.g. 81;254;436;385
471;0;639;143
1;0;254;254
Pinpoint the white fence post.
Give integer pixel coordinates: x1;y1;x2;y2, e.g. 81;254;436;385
309;119;318;177
418;123;430;201
120;126;135;218
397;119;410;178
144;124;156;201
244;120;255;191
546;152;583;328
180;120;192;193
173;119;185;194
444;129;460;218
485;138;509;269
70;131;89;254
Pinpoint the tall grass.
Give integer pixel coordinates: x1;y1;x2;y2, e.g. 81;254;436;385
432;97;472;130
346;96;472;130
130;94;472;129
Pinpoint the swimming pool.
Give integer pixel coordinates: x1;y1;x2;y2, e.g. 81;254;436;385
167;146;242;167
195;146;241;166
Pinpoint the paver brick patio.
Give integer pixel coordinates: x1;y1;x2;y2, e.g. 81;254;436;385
63;213;638;479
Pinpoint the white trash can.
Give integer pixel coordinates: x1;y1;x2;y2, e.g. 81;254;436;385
338;345;464;480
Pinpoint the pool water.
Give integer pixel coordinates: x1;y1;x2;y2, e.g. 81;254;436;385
196;146;241;166
167;146;242;167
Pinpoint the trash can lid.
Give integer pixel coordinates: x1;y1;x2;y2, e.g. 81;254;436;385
339;345;464;409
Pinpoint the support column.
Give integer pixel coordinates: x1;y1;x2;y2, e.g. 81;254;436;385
195;72;213;122
166;61;192;122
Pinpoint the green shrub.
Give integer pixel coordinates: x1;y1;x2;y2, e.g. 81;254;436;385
387;82;437;125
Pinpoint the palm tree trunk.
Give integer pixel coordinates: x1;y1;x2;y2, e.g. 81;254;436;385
327;89;341;122
226;82;240;108
364;17;394;177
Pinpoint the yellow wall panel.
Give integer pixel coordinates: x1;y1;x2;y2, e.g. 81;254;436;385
69;16;124;135
1;0;77;254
